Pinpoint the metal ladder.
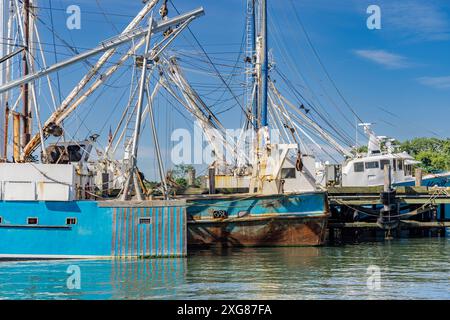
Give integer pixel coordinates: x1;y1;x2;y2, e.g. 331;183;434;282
122;68;140;165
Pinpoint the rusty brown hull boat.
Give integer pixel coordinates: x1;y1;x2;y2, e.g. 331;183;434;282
186;192;329;247
187;214;328;247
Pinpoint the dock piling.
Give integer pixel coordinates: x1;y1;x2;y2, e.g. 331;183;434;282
415;168;423;187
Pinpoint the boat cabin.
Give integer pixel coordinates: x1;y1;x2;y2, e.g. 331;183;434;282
43;135;98;164
341;152;419;187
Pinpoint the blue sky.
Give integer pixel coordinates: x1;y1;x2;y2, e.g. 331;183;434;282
22;0;450;178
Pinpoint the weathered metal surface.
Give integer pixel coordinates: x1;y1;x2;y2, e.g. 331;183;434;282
0;200;186;259
186;192;329;247
99;199;186;208
110;204;186;258
0;163;75;201
188;214;328;247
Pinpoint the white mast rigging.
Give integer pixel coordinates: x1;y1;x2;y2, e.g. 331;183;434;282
0;6;205;160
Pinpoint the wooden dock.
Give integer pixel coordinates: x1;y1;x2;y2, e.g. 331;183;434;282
328;186;450;205
328;221;450;229
326;186;450;243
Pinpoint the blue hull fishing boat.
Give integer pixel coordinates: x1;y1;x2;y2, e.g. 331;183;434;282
0;2;204;259
0;200;187;259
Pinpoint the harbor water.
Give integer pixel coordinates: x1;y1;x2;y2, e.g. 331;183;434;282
0;238;449;300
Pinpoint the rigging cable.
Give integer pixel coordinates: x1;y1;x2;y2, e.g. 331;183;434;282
269;6;358;137
288;0;366;126
267;7;356;147
169;0;254;128
275;67;355;148
48;0;62;104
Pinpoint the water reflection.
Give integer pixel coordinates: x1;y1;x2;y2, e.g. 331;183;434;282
0;239;448;299
110;259;187;299
0;259;187;300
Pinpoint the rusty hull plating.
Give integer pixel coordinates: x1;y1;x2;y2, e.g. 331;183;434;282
186;192;329;247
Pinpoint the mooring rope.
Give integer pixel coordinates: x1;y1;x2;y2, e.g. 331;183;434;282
330;188;445;219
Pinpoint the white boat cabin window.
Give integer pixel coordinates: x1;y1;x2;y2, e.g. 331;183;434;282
354;162;364;172
281;168;296;179
365;161;379;169
380;159;390;170
398;160;404;171
393;159;397;171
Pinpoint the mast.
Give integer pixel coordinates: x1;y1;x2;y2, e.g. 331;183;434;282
249;0;269;193
246;0;258;129
120;17;154;201
0;1;8;160
259;0;268;128
20;0;166;160
22;0;31;151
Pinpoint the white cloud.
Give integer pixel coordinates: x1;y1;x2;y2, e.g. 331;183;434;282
354;49;410;69
417;76;450;89
381;0;450;41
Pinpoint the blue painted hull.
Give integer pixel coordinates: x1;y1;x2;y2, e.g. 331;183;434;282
394;173;450;220
0;201;186;259
394;173;450;188
186;192;329;247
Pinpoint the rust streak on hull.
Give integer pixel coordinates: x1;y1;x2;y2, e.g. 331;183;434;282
187;214;329;247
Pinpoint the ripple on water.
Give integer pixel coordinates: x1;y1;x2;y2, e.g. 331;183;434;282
0;238;449;299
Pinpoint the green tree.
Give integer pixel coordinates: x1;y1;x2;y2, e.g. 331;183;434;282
175;177;188;189
399;138;450;172
351;145;368;155
170;164;198;190
172;164;195;179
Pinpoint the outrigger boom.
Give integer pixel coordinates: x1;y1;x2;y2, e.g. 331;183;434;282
0;7;205;96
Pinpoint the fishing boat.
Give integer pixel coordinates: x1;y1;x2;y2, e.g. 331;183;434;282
0;0;206;259
0;0;329;259
186;193;328;247
317;124;450;188
181;0;329;247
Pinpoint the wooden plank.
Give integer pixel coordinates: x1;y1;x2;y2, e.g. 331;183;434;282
328;221;450;229
327;186;383;194
329;195;450;205
328;222;380;228
327;186;431;195
329;200;381;205
399;221;450;228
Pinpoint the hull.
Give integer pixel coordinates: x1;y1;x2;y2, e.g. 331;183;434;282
0;200;186;259
186;192;329;247
395;173;450;187
396;173;450;220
